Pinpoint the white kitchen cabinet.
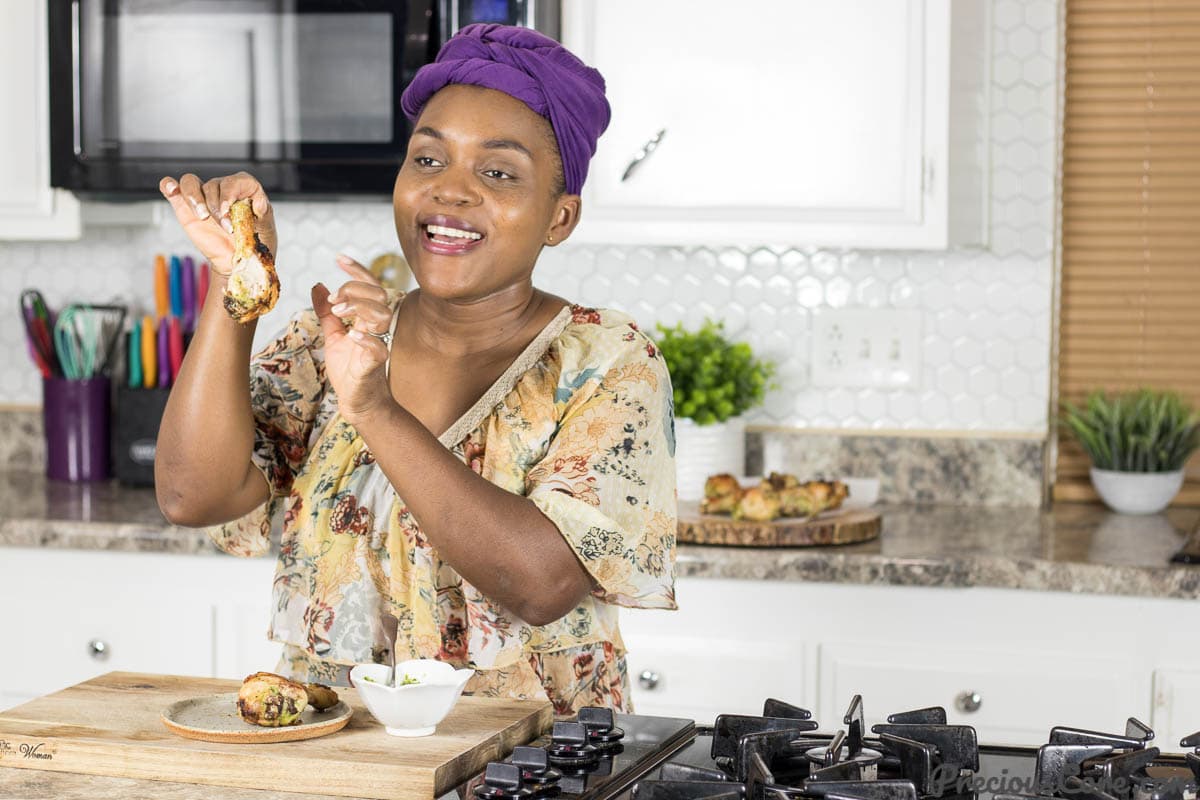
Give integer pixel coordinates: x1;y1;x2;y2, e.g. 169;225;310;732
211;555;284;681
562;0;988;249
623;633;805;721
620;577;1199;746
819;641;1149;746
0;1;81;240
621;578;812;722
1152;668;1200;749
0;547;279;711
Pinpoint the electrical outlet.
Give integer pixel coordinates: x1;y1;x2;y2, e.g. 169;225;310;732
811;309;922;388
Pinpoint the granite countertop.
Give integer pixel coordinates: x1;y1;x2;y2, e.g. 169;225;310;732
3;471;1199;599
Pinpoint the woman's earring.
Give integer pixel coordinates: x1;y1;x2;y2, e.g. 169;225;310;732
547;235;554;244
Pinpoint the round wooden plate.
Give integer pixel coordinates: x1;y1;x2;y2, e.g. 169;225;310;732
161;693;353;744
677;501;882;547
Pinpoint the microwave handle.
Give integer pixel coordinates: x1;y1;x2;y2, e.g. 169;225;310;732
405;0;438;82
70;0;82;156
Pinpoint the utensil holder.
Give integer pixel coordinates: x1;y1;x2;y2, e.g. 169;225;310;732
43;377;111;482
112;386;170;487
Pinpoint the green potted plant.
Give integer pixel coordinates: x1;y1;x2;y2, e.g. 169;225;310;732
655;319;775;501
1061;389;1200;514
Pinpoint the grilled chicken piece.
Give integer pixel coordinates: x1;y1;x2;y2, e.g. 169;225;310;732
777;484;820;517
763;471;800;491
776;479;850;517
237;672;308;727
222;199;280;323
305;683;339;712
732;485;781;522
700;473;744;514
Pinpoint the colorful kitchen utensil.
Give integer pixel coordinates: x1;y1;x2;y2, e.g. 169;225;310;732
80;303;127;376
54;305;101;380
128;324;142;388
169;255;184;319
181;256;196;332
140;316;156;388
20;289;59;377
156;317;170;388
168;317;184;381
154;254;169;320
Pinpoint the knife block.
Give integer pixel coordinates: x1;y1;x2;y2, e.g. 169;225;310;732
112;386;170;486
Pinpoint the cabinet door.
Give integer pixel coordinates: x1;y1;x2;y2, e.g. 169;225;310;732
1153;668;1200;750
623;632;805;722
212;556;284;680
0;0;80;239
0;549;214;698
563;0;957;248
819;641;1152;746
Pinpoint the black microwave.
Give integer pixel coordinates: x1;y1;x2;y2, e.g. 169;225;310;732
49;0;560;198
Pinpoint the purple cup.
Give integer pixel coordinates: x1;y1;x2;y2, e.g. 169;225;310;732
43;377;111;482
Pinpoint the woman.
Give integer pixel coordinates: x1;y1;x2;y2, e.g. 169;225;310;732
154;24;677;714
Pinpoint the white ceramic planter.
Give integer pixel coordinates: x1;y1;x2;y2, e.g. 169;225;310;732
1089;468;1184;515
674;416;746;501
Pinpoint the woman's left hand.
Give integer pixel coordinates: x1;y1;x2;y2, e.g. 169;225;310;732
312;255;395;424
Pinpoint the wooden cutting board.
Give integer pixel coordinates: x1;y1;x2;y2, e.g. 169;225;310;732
0;671;552;800
677;501;882;546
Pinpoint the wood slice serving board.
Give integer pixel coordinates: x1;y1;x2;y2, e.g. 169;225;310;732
677;502;882;546
0;671;552;800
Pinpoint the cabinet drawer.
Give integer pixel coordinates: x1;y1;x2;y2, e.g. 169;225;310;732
819;641;1151;745
624;634;805;723
0;550;214;697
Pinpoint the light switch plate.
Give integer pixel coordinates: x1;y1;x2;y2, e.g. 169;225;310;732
811;309;922;388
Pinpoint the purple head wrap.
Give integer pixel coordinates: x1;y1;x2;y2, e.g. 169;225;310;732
400;23;611;195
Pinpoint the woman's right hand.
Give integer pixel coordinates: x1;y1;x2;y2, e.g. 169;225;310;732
158;172;277;276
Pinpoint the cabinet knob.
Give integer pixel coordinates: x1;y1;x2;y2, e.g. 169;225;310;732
87;639;110;661
621;128;667;182
954;690;982;713
637;670;660;691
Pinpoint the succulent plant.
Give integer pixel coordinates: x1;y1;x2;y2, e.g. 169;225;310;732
1061;389;1200;472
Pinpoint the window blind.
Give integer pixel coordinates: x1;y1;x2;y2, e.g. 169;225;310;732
1055;0;1200;505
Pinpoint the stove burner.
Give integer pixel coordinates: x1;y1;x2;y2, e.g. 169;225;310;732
990;720;1200;800
802;729;883;778
547;721;602;772
475;762;536;800
802;697;885;781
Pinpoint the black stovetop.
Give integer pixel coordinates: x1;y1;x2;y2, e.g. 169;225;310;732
448;699;1200;800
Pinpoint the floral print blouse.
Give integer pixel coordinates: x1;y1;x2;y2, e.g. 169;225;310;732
206;295;678;715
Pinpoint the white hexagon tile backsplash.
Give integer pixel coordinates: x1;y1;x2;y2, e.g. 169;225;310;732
0;0;1058;436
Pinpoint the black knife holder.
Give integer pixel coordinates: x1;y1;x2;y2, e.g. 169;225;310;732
112;386;170;487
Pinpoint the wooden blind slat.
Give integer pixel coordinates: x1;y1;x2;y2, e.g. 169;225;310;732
1056;0;1200;507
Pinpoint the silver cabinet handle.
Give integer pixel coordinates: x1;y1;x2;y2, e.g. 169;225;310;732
87;639;110;661
954;690;982;713
638;669;660;690
621;128;667;182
